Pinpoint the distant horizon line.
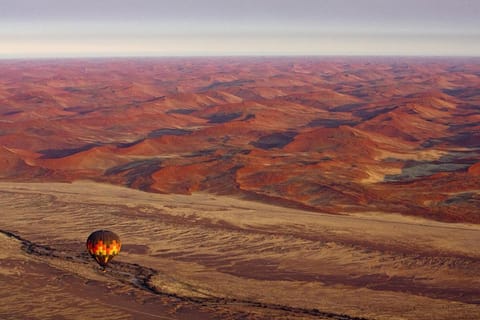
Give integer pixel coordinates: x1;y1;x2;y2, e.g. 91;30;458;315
1;54;479;61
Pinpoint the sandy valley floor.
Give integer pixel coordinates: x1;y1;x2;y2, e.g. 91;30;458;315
0;181;479;319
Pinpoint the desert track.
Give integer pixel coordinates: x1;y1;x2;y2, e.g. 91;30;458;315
1;181;479;319
0;229;365;320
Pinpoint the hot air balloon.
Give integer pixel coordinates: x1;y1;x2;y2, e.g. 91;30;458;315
86;230;121;269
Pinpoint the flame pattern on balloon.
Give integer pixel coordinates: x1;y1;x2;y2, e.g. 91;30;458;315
87;239;121;256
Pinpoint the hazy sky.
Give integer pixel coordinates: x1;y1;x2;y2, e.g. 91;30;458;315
1;0;479;58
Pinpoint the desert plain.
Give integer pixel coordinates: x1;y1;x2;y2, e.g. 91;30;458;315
0;57;479;319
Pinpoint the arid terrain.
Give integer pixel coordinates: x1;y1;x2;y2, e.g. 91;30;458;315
1;181;479;319
0;57;479;319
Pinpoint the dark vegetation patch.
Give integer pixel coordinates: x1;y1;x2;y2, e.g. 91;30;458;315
447;122;479;131
331;103;364;112
446;132;480;148
105;159;162;189
308;118;359;128
63;106;95;115
104;158;162;175
167;108;196;115
185;149;217;158
63;87;82;93
422;132;480;148
117;139;145;148
384;152;478;182
352;106;398;121
3;110;23;116
141;96;165;103
207;112;243;123
200;164;243;194
443;193;477;205
200;79;255;91
349;89;371;98
327;103;399;122
147;128;192;138
443;88;479;99
117;129;192;148
39;143;101;159
251;131;297;150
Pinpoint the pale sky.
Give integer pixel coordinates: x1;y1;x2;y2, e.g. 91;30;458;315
1;0;479;58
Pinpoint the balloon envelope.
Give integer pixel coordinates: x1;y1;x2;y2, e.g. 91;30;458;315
86;230;121;267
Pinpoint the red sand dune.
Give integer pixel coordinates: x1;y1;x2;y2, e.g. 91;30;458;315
468;162;480;176
0;57;479;222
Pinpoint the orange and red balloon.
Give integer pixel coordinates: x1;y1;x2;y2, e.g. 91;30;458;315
86;230;121;268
